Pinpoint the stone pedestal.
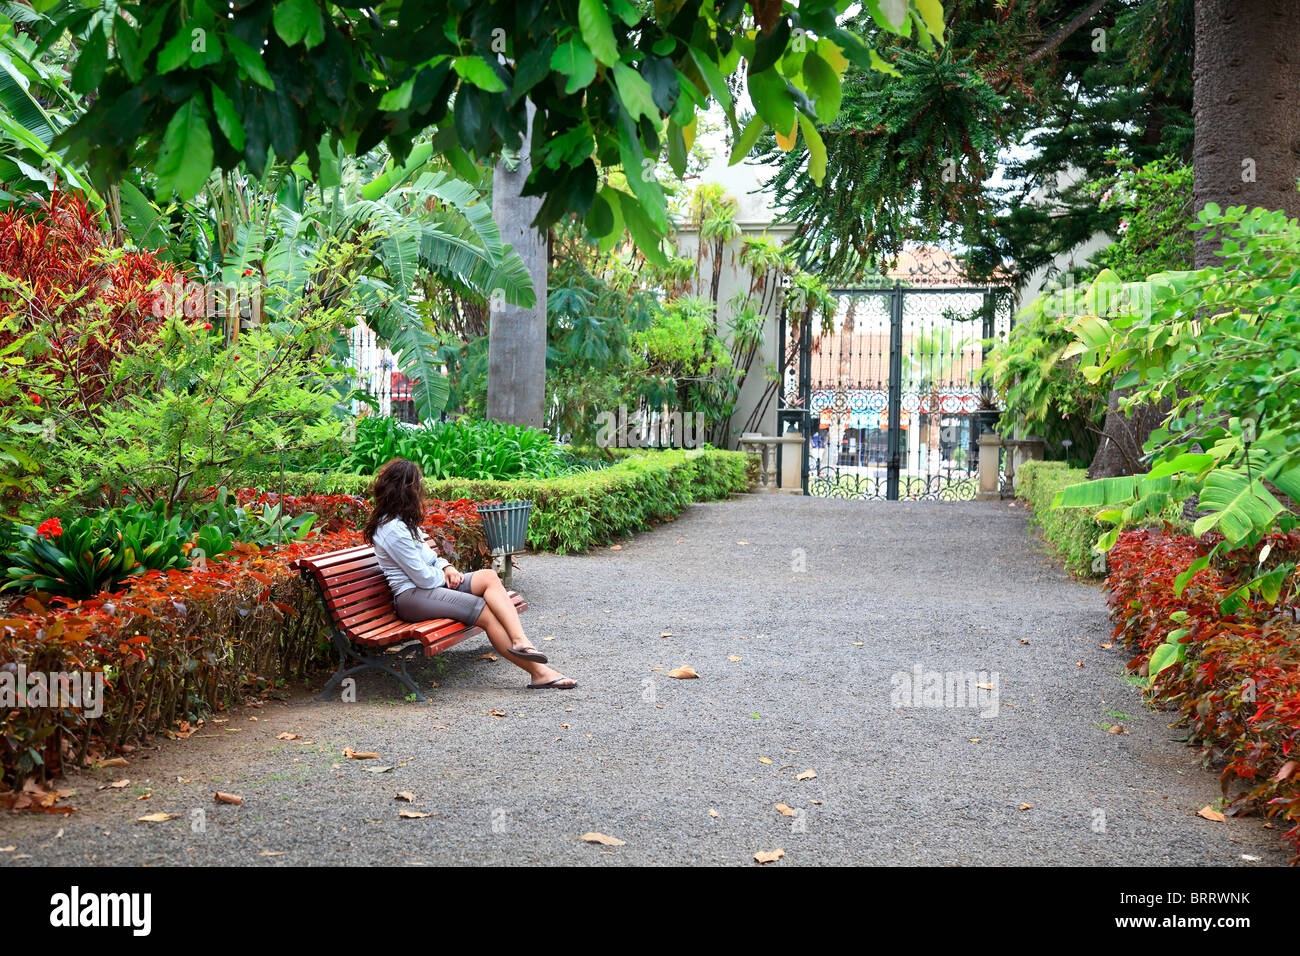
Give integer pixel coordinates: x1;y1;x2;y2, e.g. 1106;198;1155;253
977;433;1002;500
738;433;805;494
778;433;803;492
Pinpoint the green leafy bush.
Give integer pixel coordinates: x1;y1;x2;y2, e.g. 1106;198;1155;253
187;489;316;550
4;502;201;599
339;416;592;481
285;448;753;554
982;296;1108;463
1015;461;1106;576
3;493;318;599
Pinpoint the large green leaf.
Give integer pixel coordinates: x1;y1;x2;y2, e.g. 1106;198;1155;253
1192;470;1286;545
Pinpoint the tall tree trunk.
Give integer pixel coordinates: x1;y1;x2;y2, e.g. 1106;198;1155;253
1088;0;1300;478
1191;0;1300;265
487;101;547;428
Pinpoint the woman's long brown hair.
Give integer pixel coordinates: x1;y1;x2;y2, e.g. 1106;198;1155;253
363;458;425;542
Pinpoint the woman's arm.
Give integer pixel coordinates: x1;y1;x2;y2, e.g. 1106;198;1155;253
377;525;446;589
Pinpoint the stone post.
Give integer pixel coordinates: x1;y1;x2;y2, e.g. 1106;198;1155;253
977;433;1001;500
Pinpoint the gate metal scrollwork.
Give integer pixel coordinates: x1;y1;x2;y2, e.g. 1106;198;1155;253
777;255;1014;502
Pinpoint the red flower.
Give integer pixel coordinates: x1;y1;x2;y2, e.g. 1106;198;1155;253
202;322;213;331
29;393;40;405
36;517;63;538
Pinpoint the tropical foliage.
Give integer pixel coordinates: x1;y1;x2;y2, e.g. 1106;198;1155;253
1056;204;1300;611
337;415;595;481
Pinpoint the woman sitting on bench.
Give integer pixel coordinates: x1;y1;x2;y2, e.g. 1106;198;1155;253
365;457;577;690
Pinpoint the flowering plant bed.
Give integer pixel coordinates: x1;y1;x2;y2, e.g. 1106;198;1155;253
1107;528;1300;860
0;497;489;790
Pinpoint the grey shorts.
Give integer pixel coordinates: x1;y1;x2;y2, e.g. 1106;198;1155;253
392;571;485;626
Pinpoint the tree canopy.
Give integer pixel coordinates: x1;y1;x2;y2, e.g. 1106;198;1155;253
32;0;946;260
760;0;1192;281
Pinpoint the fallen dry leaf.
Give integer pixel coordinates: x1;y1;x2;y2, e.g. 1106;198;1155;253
260;850;285;857
1107;724;1128;735
276;733;303;741
667;665;699;679
363;766;393;774
851;642;864;647
775;804;795;817
660;631;673;638
753;848;785;865
396;792;415;802
0;845;13;852
728;655;742;662
1019;803;1033;811
399;809;431;819
136;812;177;823
709;809;719;818
479;653;498;662
609;545;622;551
1020;638;1030;645
106;779;130;789
488;709;507;717
976;682;995;691
969;738;982;743
1198;806;1226;823
213;792;243;806
796;769;817;781
342;748;380;760
580;832;625;846
1101;643;1114;649
97;757;128;768
759;756;773;765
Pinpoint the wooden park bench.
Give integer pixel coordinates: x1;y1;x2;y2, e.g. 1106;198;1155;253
293;544;527;702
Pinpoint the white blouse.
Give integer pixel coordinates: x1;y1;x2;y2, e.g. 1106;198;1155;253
370;518;452;597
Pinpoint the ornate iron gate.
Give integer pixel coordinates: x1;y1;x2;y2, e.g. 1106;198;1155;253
777;268;1014;501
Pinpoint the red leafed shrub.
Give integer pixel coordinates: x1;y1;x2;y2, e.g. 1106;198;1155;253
422;498;489;569
0;189;181;409
0;497;491;788
1107;529;1300;861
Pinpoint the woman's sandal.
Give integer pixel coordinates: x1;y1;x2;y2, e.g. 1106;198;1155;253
508;644;548;663
527;676;577;690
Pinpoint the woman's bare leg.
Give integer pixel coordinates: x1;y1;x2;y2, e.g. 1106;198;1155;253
474;603;570;684
469;569;528;646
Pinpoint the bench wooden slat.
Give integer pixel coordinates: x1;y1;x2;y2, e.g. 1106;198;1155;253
295;545;529;702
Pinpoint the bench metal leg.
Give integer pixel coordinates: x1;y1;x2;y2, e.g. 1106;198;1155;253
316;652;428;703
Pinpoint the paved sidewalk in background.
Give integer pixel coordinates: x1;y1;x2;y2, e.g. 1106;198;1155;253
0;495;1287;866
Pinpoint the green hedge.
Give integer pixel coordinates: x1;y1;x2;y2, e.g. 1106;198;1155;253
281;448;755;554
1014;460;1105;577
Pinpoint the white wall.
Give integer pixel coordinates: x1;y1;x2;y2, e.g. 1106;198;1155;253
670;156;792;448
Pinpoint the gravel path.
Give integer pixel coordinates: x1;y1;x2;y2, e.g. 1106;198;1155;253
0;495;1288;866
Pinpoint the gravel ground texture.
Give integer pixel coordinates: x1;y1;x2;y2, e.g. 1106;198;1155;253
0;495;1288;867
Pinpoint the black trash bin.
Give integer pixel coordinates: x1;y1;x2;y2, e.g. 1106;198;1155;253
475;500;533;586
